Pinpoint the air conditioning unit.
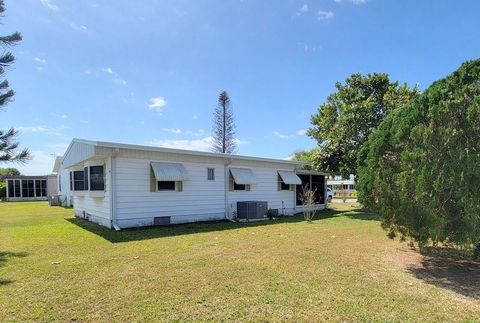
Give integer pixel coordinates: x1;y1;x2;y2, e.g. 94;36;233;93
236;201;268;220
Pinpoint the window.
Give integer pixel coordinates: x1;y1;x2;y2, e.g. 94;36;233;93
278;174;290;191
234;182;246;191
229;172;250;191
22;180;35;197
41;180;47;197
207;168;215;181
35;180;47;197
14;180;20;197
7;180;14;198
157;181;175;191
59;175;61;192
72;171;85;191
89;165;105;191
84;167;89;191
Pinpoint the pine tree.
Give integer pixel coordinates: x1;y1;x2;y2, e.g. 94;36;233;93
212;91;236;154
0;0;29;163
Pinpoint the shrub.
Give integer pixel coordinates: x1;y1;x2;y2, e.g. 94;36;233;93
357;59;480;256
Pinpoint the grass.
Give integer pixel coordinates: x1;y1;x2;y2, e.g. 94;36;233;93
1;202;479;322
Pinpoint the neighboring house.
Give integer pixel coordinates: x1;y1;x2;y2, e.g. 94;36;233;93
4;175;57;201
60;138;327;229
327;176;356;193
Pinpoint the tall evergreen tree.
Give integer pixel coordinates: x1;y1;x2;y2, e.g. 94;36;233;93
212;91;236;154
0;0;29;163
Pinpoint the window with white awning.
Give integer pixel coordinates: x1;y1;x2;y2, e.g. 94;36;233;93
229;167;256;191
150;162;188;192
277;170;301;191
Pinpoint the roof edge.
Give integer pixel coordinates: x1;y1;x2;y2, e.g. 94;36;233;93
69;138;303;166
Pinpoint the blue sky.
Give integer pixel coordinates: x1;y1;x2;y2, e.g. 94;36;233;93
3;0;480;174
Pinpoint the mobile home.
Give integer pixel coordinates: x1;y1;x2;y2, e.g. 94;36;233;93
60;139;327;229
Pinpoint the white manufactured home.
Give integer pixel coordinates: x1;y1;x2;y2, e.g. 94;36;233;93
59;139;327;229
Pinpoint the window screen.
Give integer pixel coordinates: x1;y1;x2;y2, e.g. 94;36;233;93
73;171;85;191
7;180;14;198
207;168;215;180
89;165;105;191
157;181;175;191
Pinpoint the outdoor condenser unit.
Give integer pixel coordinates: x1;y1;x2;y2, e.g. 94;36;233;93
236;201;268;220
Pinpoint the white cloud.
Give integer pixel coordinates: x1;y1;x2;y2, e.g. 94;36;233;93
163;128;205;136
69;22;88;32
102;67;114;75
43;142;70;153
16;150;57;175
148;136;247;152
296;3;309;15
273;131;291;139
163;128;182;134
39;0;59;11
298;42;322;53
34;57;47;64
186;129;205;136
148;96;167;111
149;137;214;151
192;115;198;120
318;10;334;20
297;129;307;136
101;67;127;86
17;125;69;136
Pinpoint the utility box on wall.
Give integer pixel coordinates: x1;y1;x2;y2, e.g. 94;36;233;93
236;201;268;220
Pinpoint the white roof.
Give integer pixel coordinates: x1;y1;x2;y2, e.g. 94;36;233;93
62;138;303;167
278;170;302;185
151;162;189;181
52;156;63;173
230;167;257;185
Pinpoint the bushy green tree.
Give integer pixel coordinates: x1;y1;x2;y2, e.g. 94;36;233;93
290;148;320;170
307;73;418;177
357;59;480;257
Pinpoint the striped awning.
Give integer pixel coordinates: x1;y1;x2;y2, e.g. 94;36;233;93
151;162;188;181
230;168;257;185
278;170;302;185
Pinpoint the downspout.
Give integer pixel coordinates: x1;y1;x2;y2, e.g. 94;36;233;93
111;148;120;230
224;157;234;221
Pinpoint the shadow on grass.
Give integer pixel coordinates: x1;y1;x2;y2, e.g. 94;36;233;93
0;251;28;286
406;247;480;300
66;205;378;243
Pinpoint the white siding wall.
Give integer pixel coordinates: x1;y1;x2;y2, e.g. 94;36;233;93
114;155;226;228
71;157;112;228
57;167;72;206
62;141;96;168
227;161;297;216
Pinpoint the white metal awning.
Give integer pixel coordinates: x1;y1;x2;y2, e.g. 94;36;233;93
230;168;257;185
278;170;302;185
151;162;188;181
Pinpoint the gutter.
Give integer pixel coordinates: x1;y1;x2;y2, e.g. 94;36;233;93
110;148;121;231
224;157;234;221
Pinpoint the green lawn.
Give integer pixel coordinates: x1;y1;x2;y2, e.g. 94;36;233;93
1;202;479;322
